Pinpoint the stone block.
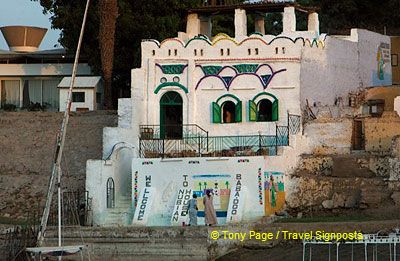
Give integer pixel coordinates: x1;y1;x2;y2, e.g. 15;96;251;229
389;158;400;181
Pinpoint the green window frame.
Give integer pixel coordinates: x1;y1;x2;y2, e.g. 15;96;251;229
248;92;279;122
212;94;242;124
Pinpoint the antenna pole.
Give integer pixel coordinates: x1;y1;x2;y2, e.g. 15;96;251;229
37;0;91;247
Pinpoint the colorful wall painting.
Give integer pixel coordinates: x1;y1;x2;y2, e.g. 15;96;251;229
130;157;267;226
264;171;285;216
373;42;391;85
191;174;231;217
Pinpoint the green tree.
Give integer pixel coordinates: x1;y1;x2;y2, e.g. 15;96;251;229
32;0;202;106
32;0;400;106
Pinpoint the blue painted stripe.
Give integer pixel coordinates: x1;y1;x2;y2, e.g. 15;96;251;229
192;174;231;179
197;211;227;218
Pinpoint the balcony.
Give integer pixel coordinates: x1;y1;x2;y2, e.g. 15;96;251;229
139;124;290;158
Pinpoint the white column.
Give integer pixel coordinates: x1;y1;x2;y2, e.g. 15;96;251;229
282;7;296;34
254;15;265;35
308;12;320;36
200;16;212;38
19;79;23;108
186;13;201;38
235;9;247;40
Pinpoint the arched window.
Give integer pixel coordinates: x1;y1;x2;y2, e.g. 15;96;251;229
249;93;278;122
106;178;115;208
212;94;242;124
257;99;273;121
222;101;236;123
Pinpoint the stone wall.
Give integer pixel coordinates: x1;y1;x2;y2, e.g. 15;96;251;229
0;111;117;220
303;118;353;155
289;152;400;215
365;112;400;153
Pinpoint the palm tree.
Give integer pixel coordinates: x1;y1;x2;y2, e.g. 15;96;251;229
98;0;118;109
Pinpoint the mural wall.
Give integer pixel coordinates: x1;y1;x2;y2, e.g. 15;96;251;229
264;171;286;216
131;156;285;226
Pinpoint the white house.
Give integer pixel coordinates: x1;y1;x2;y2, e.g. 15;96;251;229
58;76;103;112
85;1;392;227
0;26;92;111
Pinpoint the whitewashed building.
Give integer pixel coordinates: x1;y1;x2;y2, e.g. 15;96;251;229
86;1;392;226
0;26;92;111
58;76;103;112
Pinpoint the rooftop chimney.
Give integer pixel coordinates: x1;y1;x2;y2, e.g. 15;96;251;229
0;26;47;53
282;7;296;34
235;9;247;40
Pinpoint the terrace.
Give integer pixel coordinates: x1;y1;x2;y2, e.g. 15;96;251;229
138;114;300;158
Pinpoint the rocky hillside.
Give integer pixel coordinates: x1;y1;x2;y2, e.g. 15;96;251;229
0;111;117;221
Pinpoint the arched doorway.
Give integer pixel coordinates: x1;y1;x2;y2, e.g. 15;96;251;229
160;91;183;139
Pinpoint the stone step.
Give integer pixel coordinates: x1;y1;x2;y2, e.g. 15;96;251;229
116;202;132;208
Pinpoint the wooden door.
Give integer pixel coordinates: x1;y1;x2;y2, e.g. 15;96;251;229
352;120;365;150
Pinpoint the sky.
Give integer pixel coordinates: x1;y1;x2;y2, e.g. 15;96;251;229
0;0;60;50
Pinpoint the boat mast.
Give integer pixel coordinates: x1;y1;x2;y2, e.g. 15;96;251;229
37;0;91;247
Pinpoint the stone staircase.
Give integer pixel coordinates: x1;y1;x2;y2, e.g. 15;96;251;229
104;196;134;226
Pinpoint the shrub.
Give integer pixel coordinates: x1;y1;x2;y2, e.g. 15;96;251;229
26;102;47;111
2;104;17;111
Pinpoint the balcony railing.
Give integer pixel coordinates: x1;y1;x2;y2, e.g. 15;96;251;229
139;130;287;158
138;120;296;158
140;124;208;140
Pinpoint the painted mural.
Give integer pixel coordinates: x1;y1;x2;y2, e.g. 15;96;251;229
373;42;391;85
195;64;287;91
192;174;231;218
264;171;285;216
128;157;276;226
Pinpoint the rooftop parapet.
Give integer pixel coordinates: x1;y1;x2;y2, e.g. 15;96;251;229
185;1;319;40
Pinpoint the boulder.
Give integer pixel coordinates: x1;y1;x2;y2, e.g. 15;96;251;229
322;200;334;209
332;193;346;208
344;194;359;208
391;192;400;205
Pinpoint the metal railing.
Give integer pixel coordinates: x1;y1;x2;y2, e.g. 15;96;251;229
288;113;301;135
206;135;278;157
276;125;289;146
48;190;92;226
139;124;208;140
139;134;285;158
138;120;301;159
